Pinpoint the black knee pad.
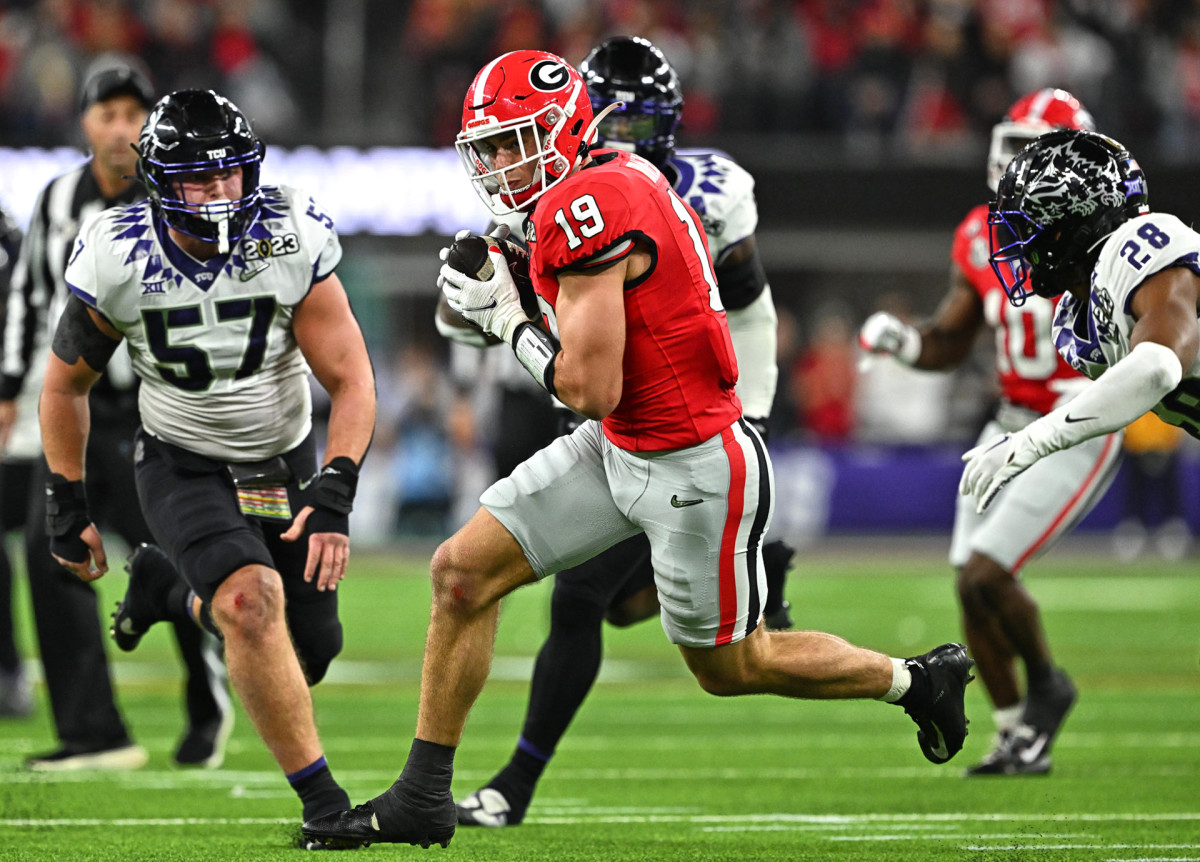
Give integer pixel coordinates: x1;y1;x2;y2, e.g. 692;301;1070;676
286;597;343;685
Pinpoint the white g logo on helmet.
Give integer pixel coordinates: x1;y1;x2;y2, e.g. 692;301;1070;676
529;60;570;92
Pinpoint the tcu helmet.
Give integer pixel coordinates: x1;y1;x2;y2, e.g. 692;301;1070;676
137;89;265;252
987;88;1095;192
456;50;594;215
580;35;684;168
989;129;1149;305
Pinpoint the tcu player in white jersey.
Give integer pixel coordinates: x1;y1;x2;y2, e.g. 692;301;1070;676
859;90;1123;775
964;130;1198;542
450;36;796;827
38;89;376;842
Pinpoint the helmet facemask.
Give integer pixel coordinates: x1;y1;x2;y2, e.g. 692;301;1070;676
590;96;680;166
143;151;263;253
456;103;575;215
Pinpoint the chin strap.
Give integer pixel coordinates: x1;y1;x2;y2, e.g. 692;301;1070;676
581;101;625;150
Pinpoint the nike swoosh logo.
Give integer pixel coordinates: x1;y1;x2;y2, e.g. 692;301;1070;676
670;495;703;508
298;473;318;491
928;726;950;761
463;299;498;312
1064;414;1097;423
370;812;381;832
1018;733;1050;764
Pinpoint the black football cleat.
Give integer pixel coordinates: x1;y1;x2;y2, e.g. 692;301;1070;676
902;643;975;764
302;779;456;849
962;726;1053;776
111;543;177;652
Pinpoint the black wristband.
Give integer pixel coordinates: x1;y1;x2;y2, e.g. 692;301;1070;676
45;473;89;536
46;473;91;563
306;507;350;537
311;456;359;516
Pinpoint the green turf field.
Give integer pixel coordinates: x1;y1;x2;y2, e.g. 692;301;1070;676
1;540;1198;860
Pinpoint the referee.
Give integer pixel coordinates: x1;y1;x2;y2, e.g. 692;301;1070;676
0;55;230;770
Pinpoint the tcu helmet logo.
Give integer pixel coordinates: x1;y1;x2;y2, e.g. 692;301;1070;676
140;104;181;151
529;60;571;92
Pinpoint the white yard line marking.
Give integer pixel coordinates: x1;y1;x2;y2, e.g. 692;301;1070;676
1;813;1198;832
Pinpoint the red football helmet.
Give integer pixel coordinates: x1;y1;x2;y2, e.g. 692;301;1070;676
455;50;595;214
987;88;1095;191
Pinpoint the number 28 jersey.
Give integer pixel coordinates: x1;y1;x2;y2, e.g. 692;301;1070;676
526;149;742;452
64;185;342;461
1053;212;1200;435
952;203;1084;415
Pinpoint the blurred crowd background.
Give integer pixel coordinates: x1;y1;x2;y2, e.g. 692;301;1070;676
2;0;1199;550
5;0;1200;157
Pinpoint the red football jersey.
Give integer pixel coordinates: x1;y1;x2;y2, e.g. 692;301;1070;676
527;150;742;451
952;203;1085;415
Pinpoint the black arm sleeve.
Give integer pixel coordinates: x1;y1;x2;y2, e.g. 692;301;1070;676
716;244;768;311
51;295;120;372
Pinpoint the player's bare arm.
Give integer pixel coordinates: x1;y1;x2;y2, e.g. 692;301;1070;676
283;272;377;589
552;248;649;419
914;265;986;368
1128;265;1200;369
40;297;121;580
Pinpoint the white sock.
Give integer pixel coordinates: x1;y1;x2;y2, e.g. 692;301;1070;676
876;657;912;703
994;702;1024;733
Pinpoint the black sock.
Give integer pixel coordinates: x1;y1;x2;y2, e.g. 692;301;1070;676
895;659;932;710
288;757;350;821
166;583;191;622
396;738;455;797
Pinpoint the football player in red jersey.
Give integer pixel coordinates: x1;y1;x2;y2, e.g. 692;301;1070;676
859;89;1123;775
303;50;974;850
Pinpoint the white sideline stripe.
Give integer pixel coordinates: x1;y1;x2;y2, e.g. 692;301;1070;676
3;764;1198;787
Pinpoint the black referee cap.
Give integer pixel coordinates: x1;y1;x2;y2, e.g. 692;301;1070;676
79;54;154;114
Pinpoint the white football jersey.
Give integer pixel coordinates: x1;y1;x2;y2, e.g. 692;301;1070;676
65;185;343;460
666;149;758;264
1053;212;1200;433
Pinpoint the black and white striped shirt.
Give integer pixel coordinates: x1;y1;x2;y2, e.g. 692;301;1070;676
0;161;142;423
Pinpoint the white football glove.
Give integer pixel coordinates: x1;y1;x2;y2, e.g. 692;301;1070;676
858;311;922;370
439;242;527;345
959;429;1041;514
